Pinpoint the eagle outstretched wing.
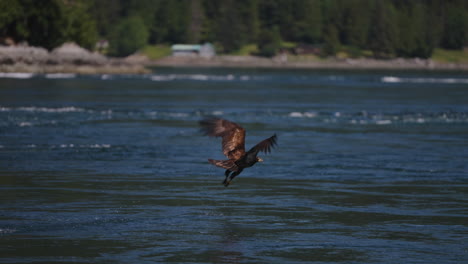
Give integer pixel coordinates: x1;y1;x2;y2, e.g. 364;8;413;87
246;134;277;155
199;117;246;160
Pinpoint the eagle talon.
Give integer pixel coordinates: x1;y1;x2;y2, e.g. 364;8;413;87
223;178;231;187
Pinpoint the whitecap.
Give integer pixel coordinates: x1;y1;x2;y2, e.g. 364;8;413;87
16;106;86;113
382;76;468;84
150;74;175;81
0;228;16;234
211;110;223;116
167;112;189;118
150;74;239;82
100;109;113;115
101;74;112;80
19;122;33;127
88;144;111;148
189;74;210;81
376;120;392;125
304;112;317;118
288;111;317;118
381;76;401;83
0;72;34;79
0;107;11;112
45;73;77;79
289;112;303;118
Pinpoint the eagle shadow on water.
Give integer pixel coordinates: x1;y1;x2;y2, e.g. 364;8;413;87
199;117;277;187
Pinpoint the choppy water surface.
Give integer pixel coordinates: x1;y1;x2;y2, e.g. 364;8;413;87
1;68;467;263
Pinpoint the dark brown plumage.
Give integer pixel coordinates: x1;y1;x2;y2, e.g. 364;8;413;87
200;117;277;186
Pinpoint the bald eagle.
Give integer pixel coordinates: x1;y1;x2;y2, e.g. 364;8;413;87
200;117;277;187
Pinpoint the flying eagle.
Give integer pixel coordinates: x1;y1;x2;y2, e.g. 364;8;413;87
200;117;277;187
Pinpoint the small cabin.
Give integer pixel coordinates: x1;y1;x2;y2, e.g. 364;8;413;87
171;43;215;58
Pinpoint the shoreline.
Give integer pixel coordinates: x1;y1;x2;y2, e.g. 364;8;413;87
149;55;468;71
0;62;149;75
1;43;467;74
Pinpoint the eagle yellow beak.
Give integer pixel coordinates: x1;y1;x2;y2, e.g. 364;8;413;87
258;157;263;162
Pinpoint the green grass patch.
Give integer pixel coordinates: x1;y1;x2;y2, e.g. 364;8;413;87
432;48;468;63
140;45;171;60
230;44;259;56
287;54;325;62
280;41;297;49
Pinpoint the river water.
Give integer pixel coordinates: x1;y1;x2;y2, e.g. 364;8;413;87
1;68;467;263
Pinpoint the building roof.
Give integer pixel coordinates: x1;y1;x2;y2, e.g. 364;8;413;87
171;44;201;51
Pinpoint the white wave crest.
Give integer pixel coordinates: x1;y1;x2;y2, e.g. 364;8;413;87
375;120;392;125
0;228;16;234
19;122;33;127
45;73;77;79
289;112;318;118
166;112;189;118
150;74;239;82
382;76;468;84
0;72;34;79
0;106;87;113
211;110;224;116
51;144;111;149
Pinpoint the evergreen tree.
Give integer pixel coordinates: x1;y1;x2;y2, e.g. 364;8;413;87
62;1;98;50
187;0;204;43
215;0;258;53
151;0;189;44
257;26;282;57
341;0;371;48
441;4;468;50
394;2;435;58
15;0;66;49
237;0;260;43
283;0;322;43
322;0;341;55
258;0;282;29
368;0;398;58
109;16;149;56
323;23;339;56
90;0;122;38
0;0;24;41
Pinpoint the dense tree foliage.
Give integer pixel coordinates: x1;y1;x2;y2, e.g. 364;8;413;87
1;0;467;57
108;16;149;57
0;0;97;50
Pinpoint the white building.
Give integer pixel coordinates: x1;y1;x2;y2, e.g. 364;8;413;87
171;43;215;58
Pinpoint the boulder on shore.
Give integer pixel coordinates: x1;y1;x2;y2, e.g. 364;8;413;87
50;42;107;65
0;42;149;74
0;45;49;65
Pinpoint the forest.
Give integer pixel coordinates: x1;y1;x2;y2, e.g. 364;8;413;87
0;0;467;58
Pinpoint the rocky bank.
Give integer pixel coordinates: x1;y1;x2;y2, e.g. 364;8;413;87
0;43;149;74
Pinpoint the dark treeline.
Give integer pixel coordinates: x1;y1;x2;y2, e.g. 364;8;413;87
1;0;467;58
